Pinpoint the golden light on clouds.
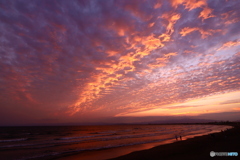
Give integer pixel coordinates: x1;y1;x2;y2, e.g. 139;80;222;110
117;91;240;117
0;0;240;125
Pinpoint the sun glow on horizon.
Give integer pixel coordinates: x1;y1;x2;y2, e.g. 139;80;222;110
116;91;240;117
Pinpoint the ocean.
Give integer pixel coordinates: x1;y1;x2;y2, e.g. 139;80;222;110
0;124;231;160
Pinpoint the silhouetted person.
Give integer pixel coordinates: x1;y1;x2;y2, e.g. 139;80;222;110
175;135;178;140
180;135;182;140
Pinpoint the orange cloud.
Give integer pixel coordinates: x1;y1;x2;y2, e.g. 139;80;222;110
154;2;161;9
180;27;198;36
221;10;240;25
206;79;222;87
69;32;171;115
148;63;166;68
133;35;142;42
106;50;119;57
171;0;206;10
141;35;164;50
180;27;221;39
217;40;240;51
68;34;169;115
148;22;155;28
224;18;240;25
118;29;125;36
148;52;177;69
171;0;214;21
199;7;215;20
165;52;177;57
161;13;181;36
198;62;211;66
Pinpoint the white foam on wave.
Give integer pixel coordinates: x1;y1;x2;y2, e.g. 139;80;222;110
99;131;174;141
0;143;33;148
0;138;27;143
58;132;116;140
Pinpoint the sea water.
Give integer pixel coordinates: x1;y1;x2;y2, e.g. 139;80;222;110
0;125;231;160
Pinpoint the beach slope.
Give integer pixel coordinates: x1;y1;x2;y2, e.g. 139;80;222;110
110;125;240;160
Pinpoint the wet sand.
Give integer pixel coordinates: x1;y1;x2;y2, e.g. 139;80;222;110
110;124;240;160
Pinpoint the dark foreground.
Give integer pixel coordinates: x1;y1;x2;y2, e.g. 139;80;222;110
110;124;240;160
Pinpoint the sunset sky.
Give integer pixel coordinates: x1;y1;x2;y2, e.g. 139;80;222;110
0;0;240;125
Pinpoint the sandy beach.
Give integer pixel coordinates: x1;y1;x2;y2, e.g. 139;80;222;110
110;124;240;160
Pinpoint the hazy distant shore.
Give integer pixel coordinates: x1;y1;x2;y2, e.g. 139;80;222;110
110;123;240;160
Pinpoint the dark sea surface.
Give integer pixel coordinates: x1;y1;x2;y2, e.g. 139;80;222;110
0;125;231;160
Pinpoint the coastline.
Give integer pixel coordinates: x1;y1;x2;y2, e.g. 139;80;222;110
110;124;240;160
54;124;236;160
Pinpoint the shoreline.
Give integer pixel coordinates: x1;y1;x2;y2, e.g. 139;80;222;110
110;124;240;160
55;124;235;160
